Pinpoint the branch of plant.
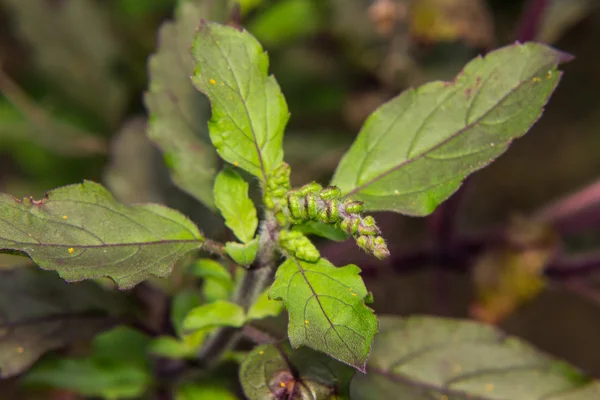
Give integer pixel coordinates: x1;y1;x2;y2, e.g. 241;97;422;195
194;217;280;368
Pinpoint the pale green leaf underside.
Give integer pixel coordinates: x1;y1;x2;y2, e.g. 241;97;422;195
0;181;204;288
214;168;258;243
225;239;259;266
350;316;600;400
191;21;289;182
332;43;570;216
145;2;220;209
182;300;246;332
269;258;377;371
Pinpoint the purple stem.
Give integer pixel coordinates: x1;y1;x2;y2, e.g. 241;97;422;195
516;0;551;42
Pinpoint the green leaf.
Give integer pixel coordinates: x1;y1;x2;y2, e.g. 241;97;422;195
145;1;224;209
331;43;571;216
269;258;377;371
214;168;258;243
23;327;151;399
189;258;233;285
240;343;355;400
0;181;204;288
293;220;349;242
350;316;600;400
225;239;259;266
249;0;321;47
149;336;195;359
191;21;289;182
176;383;238;400
247;289;283;321
0;267;127;378
182;300;246;332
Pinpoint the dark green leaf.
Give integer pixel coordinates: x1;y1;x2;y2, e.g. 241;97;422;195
240;343;355;400
191;21;289;183
0;268;127;378
350;316;600;400
214;168;258;243
23;327;151;399
269;258;377;371
171;289;203;337
225;239;259;266
332;43;571;216
145;1;224;209
0;181;204;288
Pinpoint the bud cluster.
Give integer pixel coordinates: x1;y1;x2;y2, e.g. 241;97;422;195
263;163;292;226
278;230;320;262
285;182;390;260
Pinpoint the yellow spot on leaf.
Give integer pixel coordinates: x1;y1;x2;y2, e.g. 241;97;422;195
209;78;217;85
279;381;286;388
394;190;400;195
305;320;309;325
352;293;357;296
259;350;264;355
68;248;74;254
233;161;239;167
532;77;542;83
16;346;24;353
547;70;553;79
485;383;494;392
62;215;68;220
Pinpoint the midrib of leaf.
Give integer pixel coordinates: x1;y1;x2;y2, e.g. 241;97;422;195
346;63;556;197
291;258;363;365
205;30;267;182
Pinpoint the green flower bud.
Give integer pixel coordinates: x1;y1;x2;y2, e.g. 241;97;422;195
319;186;342;200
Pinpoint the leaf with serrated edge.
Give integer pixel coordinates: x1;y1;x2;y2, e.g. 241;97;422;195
182;300;245;332
145;1;224;209
269;258;377;371
240;343;355;400
350;316;600;400
191;21;289;182
214;168;258;243
0;181;204;288
332;42;571;216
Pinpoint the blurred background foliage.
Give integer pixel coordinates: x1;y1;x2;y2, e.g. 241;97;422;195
2;0;600;397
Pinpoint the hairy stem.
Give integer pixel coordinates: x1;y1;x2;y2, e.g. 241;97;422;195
194;218;280;367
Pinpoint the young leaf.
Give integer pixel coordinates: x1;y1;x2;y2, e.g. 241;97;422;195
182;300;246;332
22;327;152;399
0;181;204;288
214;168;258;243
269;258;378;371
171;289;203;337
189;258;233;285
0;268;127;378
350;316;600;399
191;21;289;183
240;343;355;400
225;239;259;266
331;43;571;216
145;1;224;209
247;289;283;321
149;336;195;359
176;383;238;400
